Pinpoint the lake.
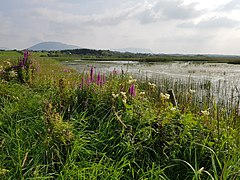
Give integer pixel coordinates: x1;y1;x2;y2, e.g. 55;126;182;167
64;60;240;102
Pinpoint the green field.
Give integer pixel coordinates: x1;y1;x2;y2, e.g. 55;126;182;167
0;50;239;179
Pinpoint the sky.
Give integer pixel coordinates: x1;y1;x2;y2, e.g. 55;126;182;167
1;0;240;54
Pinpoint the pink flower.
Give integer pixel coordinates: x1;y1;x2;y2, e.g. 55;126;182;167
90;66;94;82
96;72;101;85
23;50;29;65
129;84;136;97
102;73;106;84
79;77;85;89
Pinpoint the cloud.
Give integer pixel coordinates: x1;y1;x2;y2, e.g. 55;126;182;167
1;0;240;54
178;16;240;29
153;0;201;20
221;0;240;11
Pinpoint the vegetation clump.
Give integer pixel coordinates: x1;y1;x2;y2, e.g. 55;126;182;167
0;51;239;179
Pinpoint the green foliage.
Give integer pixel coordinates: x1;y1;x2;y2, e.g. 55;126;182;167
0;54;239;179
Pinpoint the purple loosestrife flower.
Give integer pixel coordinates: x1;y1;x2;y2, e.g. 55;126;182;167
63;68;71;73
113;68;117;75
79;77;85;89
129;84;136;97
87;76;91;86
96;72;101;85
102;73;106;84
19;59;23;67
23;50;29;65
90;66;94;82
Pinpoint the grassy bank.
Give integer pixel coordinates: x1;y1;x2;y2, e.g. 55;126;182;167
0;51;239;179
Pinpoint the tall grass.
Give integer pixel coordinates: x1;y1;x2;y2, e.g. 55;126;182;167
0;52;239;179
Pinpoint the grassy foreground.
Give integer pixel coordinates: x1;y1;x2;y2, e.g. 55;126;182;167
0;51;240;179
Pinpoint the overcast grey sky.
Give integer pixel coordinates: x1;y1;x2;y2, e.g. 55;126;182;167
1;0;240;54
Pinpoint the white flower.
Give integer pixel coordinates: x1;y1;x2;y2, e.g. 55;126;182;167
160;93;170;100
128;79;137;84
120;91;126;96
9;71;17;78
201;110;210;116
148;82;157;90
139;91;145;96
189;89;196;93
4;61;11;66
112;93;119;98
0;168;10;175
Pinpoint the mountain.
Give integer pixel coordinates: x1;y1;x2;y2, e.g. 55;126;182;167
28;42;80;51
113;47;152;54
0;47;9;50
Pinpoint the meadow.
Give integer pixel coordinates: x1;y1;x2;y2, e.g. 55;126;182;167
0;50;239;179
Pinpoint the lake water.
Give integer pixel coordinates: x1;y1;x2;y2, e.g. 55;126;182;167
64;60;240;101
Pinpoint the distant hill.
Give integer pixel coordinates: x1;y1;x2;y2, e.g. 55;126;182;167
113;47;152;54
28;42;80;51
0;47;9;50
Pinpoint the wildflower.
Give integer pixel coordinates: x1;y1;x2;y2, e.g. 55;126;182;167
129;84;136;97
160;93;170;100
96;72;101;85
171;107;177;111
139;91;145;96
23;50;29;65
113;68;117;75
63;68;71;73
9;71;17;78
19;59;23;67
90;66;94;82
120;91;127;97
102;73;106;84
148;82;157;90
0;168;10;175
79;77;85;89
122;98;127;104
201;110;210;116
189;89;196;93
4;61;11;66
112;93;119;98
128;79;137;84
120;91;127;103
